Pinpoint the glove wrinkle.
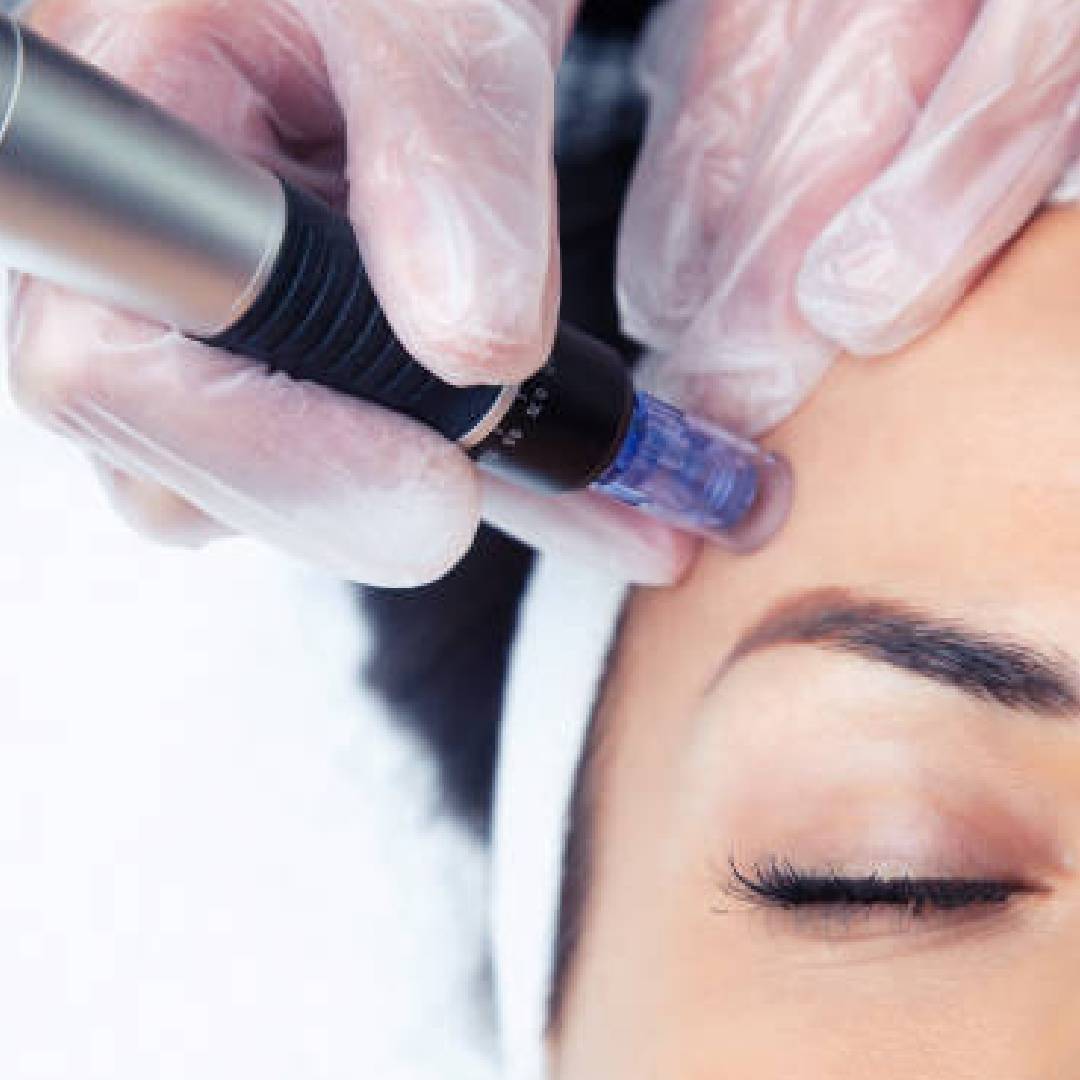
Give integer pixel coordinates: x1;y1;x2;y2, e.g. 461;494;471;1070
620;0;1079;439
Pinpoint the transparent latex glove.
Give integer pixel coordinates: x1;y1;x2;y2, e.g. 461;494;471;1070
619;0;1080;437
9;0;670;588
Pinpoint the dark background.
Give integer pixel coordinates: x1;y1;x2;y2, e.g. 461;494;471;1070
360;0;661;837
577;0;659;33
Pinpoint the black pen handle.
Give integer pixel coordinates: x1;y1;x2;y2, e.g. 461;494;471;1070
202;182;506;444
202;182;634;492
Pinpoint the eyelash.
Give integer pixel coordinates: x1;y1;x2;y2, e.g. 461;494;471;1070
726;857;1031;918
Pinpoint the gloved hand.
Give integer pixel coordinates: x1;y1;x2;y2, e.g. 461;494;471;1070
9;0;682;588
619;0;1080;437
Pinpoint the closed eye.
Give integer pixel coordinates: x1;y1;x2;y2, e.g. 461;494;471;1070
725;857;1035;916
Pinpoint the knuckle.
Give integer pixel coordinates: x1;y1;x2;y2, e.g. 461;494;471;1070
8;344;96;422
7;286;101;420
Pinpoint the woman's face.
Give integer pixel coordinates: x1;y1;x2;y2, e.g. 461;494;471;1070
551;208;1080;1078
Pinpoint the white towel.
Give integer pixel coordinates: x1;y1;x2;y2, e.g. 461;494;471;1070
492;552;628;1080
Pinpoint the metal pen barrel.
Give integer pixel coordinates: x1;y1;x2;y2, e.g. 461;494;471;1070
0;17;285;336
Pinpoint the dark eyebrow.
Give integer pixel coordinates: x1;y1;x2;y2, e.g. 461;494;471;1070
721;587;1080;717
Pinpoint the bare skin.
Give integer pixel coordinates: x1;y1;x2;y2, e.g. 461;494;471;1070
552;206;1080;1078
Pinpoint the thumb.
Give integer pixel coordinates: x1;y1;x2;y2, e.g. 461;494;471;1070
322;0;578;386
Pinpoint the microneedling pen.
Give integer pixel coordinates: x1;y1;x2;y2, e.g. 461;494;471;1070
0;17;792;551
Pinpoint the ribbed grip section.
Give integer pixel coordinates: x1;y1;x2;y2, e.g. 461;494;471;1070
201;181;502;442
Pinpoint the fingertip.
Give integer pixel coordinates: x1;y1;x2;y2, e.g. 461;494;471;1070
798;196;991;359
350;176;560;386
796;203;926;357
347;441;482;588
388;290;559;388
481;475;695;586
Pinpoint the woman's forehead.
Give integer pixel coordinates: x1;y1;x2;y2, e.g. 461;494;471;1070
747;208;1080;595
611;208;1080;713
